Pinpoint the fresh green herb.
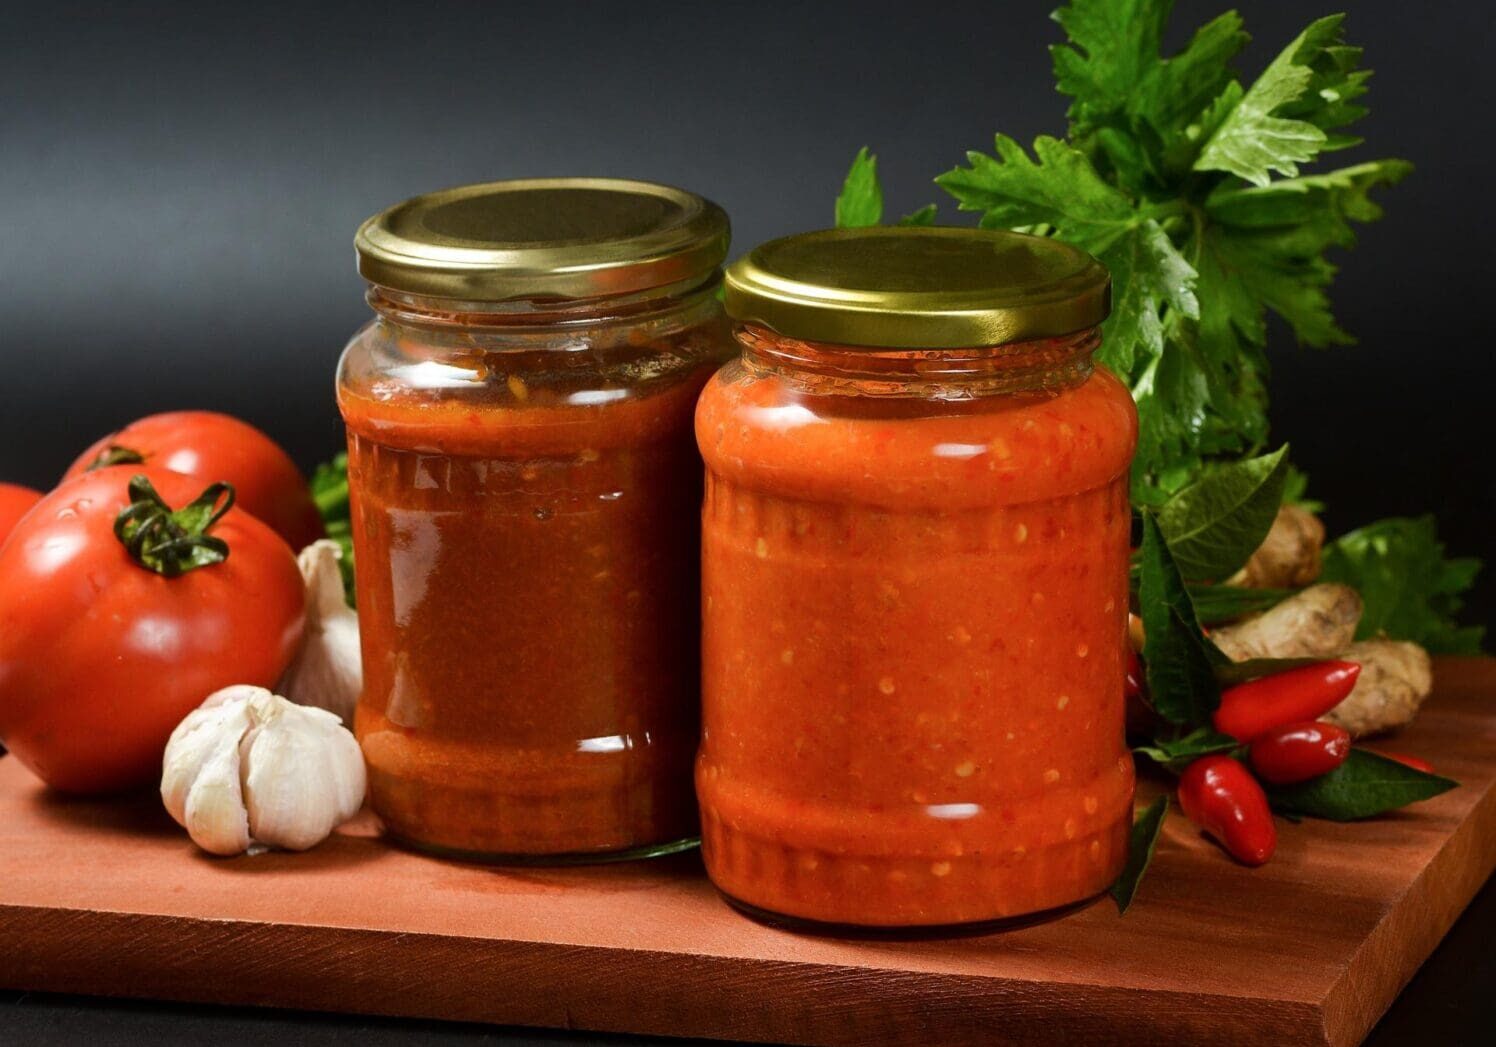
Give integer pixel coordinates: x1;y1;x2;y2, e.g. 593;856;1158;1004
1110;794;1170;913
1280;463;1324;513
1266;749;1456;821
834;148;883;229
834;149;937;230
310;453;355;605
1134;727;1238;774
1211;656;1323;687
1186;582;1298;624
842;3;1408;502
1137;513;1223;725
1320;516;1484;654
1156;445;1289;581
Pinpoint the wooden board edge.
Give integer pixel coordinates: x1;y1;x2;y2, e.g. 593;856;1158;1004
1318;761;1496;1046
0;905;1329;1046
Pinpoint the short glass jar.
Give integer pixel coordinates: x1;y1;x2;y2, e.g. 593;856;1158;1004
695;227;1137;927
338;179;731;861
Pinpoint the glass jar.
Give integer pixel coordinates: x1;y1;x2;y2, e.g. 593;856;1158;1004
696;227;1137;927
338;179;731;861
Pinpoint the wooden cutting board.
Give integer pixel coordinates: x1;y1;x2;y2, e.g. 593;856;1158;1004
1;657;1493;1047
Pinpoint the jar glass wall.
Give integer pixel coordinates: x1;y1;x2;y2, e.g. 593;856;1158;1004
338;180;731;861
696;228;1137;927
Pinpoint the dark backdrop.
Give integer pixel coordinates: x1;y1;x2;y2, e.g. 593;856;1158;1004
2;0;1491;626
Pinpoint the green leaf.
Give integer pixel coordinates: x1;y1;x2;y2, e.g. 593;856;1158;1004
835;147;884;228
1135;10;1250;174
1051;0;1170;131
1321;517;1485;654
1187;583;1297;625
1110;795;1169;914
1134;727;1238;774
310;452;356;605
1156;445;1289;580
1213;656;1324;687
1201;160;1412;348
938;135;1138;246
1266;749;1457;821
898;204;938;226
1193;16;1352;186
1137;513;1222;724
1095;218;1199;377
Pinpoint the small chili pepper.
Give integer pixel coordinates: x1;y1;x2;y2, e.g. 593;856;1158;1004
1177;755;1277;866
1248;721;1351;784
1377;751;1435;774
1213;660;1361;742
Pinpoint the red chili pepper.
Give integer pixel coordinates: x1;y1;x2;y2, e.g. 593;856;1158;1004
1213;660;1361;742
1178;755;1277;866
1248;721;1351;784
1377;751;1435;774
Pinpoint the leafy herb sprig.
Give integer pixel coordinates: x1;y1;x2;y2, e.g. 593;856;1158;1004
835;1;1409;504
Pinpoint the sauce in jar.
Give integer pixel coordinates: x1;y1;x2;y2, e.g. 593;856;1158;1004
339;179;731;860
696;227;1136;926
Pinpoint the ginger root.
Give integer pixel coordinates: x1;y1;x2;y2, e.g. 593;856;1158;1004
1323;641;1434;738
1228;504;1325;589
1210;583;1362;662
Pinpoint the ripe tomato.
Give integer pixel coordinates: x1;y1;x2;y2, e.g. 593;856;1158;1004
66;411;324;551
0;466;306;794
0;482;42;546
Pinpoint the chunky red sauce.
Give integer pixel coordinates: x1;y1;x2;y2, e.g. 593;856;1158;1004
695;328;1137;925
341;339;718;858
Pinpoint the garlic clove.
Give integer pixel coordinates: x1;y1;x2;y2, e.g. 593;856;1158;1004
179;706;255;856
278;540;363;723
161;689;256;831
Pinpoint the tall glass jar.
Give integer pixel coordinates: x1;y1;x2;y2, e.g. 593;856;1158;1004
338;179;731;861
696;227;1136;927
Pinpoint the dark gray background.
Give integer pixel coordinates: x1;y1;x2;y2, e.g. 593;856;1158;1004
0;2;1493;1042
2;0;1491;625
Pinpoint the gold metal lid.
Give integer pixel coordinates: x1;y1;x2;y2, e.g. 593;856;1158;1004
724;226;1110;348
355;178;730;300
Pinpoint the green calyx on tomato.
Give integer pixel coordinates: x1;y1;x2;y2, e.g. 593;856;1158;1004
86;444;148;471
114;473;236;578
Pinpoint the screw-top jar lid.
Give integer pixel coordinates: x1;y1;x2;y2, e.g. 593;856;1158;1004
355;178;730;301
724;226;1110;349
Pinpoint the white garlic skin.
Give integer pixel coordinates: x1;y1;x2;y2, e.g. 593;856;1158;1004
277;540;362;723
161;685;366;856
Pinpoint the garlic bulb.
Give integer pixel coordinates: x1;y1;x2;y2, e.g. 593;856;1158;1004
277;539;362;723
161;685;366;856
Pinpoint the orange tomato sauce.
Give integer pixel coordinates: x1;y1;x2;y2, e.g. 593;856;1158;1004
695;346;1138;925
341;367;712;858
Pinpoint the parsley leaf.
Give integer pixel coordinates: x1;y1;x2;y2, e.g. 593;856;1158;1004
834;147;883;228
1193;16;1353;186
1320;517;1485;654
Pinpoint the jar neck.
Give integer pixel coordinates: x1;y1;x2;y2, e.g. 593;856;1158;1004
368;273;722;337
737;323;1099;398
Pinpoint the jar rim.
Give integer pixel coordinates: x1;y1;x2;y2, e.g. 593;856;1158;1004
724;227;1110;349
355;178;730;302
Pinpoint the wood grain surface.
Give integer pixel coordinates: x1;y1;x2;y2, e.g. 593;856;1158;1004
1;657;1493;1047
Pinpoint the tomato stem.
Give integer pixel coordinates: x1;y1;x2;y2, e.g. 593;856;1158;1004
87;444;147;471
113;474;235;577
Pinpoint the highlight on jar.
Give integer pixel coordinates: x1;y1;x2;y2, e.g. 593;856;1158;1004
336;178;733;862
694;226;1137;930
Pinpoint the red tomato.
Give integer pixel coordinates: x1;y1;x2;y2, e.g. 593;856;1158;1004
0;482;42;546
65;411;324;551
0;466;306;794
